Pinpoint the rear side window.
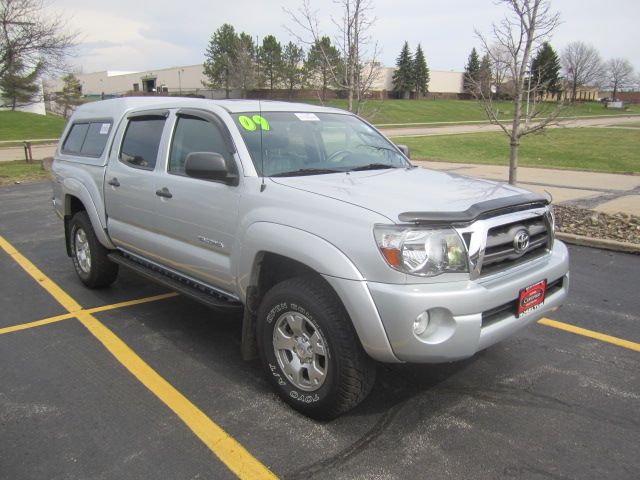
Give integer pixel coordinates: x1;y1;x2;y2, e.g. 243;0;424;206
119;116;166;170
62;121;111;157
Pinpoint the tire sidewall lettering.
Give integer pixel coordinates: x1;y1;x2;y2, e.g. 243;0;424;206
263;300;331;406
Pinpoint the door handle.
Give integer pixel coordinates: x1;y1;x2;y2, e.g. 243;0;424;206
107;177;120;187
155;187;173;199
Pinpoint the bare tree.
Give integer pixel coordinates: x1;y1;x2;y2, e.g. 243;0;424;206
473;0;562;185
0;0;76;78
604;58;634;101
285;0;381;115
561;42;603;102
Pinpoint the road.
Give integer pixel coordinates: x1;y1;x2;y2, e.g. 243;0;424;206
380;114;640;137
1;182;639;479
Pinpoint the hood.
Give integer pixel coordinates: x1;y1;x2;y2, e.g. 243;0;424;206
270;167;537;223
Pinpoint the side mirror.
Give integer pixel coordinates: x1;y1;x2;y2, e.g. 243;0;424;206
396;144;410;159
185;152;238;185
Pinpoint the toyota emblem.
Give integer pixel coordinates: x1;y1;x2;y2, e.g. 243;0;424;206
513;230;530;254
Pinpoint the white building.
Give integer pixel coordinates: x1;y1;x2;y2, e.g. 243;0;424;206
374;67;464;94
47;63;465;98
0;80;47;115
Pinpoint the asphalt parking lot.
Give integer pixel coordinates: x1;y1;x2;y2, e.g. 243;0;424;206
1;182;639;480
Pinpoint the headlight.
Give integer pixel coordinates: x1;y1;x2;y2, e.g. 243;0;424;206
374;225;468;277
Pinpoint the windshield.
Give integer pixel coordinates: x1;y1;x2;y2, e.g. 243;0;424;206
232;111;409;176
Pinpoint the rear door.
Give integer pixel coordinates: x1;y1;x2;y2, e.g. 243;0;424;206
151;108;241;294
104;110;169;255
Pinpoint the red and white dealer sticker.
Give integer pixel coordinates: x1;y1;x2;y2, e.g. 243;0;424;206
518;279;547;317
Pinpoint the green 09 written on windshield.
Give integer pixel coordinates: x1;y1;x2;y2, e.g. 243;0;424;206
232;111;410;177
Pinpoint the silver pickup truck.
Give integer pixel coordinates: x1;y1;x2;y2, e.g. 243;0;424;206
51;97;569;419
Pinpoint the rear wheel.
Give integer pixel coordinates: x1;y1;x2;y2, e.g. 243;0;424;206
68;211;119;288
257;275;376;419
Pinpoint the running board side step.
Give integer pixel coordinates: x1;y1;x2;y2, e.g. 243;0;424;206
108;252;242;311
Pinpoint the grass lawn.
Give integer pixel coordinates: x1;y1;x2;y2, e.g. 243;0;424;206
0;160;50;185
0;111;66;141
392;128;640;174
305;99;640;125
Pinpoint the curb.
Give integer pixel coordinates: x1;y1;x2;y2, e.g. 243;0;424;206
556;232;640;254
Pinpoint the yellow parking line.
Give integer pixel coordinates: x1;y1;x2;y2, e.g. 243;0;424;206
0;312;76;335
0;293;178;336
77;312;277;479
0;235;82;312
0;235;277;479
539;318;640;352
88;292;179;314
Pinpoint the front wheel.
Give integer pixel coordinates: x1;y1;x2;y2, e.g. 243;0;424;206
257;275;376;419
68;211;119;288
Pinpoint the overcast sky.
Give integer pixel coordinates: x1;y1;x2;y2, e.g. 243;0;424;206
51;0;640;75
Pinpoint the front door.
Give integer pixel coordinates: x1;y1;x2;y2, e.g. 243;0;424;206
152;109;241;294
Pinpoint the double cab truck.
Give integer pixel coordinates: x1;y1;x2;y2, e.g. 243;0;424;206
51;97;569;419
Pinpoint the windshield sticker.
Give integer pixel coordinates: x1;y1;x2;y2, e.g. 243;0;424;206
238;114;270;131
252;115;270;130
238;115;257;131
295;113;320;121
99;123;111;135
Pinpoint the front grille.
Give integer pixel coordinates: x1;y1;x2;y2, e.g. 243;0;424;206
480;215;551;276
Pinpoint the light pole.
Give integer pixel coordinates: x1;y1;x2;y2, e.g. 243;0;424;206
178;68;184;95
525;58;532;126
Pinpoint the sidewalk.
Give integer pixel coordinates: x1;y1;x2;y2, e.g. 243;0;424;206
414;160;640;217
0;143;57;162
381;115;640;138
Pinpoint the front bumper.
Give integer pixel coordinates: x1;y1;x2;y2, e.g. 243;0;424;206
366;240;570;363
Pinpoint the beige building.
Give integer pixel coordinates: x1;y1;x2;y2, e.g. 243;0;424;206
48;64;209;97
48;63;465;98
373;67;464;94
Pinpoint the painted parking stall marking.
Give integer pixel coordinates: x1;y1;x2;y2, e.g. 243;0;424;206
538;317;640;352
0;235;277;480
0;292;178;336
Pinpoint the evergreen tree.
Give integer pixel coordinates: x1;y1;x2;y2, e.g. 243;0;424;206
392;41;414;99
478;53;492;97
0;60;42;110
305;36;342;101
464;47;481;94
281;42;305;98
258;35;283;92
413;44;430;98
203;23;238;98
233;33;257;98
531;42;561;100
57;73;82;118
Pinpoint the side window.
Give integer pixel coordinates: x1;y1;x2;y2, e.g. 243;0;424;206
169;115;233;176
120;116;166;170
62;121;112;157
80;122;111;156
62;123;89;153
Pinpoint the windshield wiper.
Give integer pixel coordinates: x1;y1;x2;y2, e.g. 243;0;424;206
270;168;343;177
348;163;397;172
356;143;403;155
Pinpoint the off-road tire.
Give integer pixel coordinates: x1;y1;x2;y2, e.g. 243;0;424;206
68;211;119;288
257;275;376;419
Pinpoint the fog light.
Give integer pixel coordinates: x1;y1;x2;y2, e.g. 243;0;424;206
413;311;430;336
